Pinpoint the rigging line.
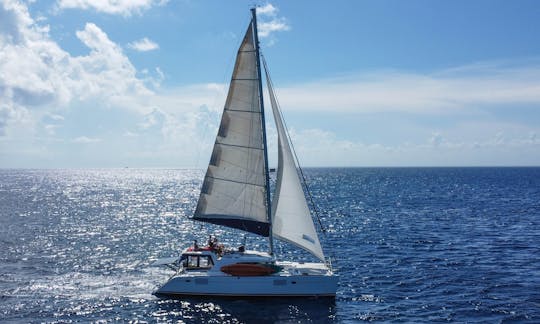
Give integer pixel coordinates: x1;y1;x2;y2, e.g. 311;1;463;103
261;54;327;236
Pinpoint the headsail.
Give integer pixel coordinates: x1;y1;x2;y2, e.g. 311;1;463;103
193;20;270;237
263;60;326;262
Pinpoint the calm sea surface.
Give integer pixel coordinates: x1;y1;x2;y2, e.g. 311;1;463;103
1;168;539;322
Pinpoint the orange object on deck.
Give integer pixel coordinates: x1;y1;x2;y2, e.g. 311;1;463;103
220;263;275;277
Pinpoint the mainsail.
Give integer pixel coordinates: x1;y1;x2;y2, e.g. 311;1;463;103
193;21;270;236
264;61;326;262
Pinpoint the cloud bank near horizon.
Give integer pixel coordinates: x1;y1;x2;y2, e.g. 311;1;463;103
275;62;540;114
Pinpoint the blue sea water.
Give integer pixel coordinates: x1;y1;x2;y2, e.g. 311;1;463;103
0;167;539;323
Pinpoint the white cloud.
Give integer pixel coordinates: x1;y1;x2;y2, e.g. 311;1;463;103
47;113;65;121
44;124;58;135
256;3;290;40
284;126;540;167
0;0;157;136
275;62;540;114
155;67;164;80
123;131;139;138
258;19;290;38
1;0;65;135
138;108;165;129
128;37;159;52
0;0;170;168
73;22;154;104
158;83;226;112
72;136;101;143
56;0;168;16
257;4;277;16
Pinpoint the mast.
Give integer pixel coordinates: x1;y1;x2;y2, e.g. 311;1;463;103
251;7;274;256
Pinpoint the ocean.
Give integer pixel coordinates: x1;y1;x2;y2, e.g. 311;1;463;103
1;168;539;322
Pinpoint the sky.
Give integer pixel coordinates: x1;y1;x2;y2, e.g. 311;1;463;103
1;0;540;168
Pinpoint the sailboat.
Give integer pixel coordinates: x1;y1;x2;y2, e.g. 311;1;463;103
154;8;337;298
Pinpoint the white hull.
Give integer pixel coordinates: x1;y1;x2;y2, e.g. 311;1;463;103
153;250;337;298
155;273;337;298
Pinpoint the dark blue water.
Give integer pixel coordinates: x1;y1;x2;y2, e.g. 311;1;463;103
1;168;539;322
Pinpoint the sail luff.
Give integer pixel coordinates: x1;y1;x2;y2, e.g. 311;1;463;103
263;58;326;262
193;18;270;237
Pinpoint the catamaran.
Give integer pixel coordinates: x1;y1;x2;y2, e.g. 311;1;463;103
153;8;337;298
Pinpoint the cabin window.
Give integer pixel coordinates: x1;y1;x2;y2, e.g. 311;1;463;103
199;256;212;268
183;255;214;270
187;256;198;268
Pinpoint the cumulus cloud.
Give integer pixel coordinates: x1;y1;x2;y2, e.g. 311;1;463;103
1;0;67;134
0;0;156;136
256;3;290;40
257;3;278;16
128;37;159;52
73;23;154;102
258;19;290;38
56;0;168;16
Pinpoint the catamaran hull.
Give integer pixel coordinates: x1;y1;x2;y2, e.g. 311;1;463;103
154;275;338;298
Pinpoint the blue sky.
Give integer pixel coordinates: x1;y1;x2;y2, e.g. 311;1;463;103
1;0;540;168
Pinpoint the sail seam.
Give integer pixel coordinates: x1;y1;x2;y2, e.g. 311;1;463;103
207;175;265;188
215;142;263;151
231;78;258;81
224;108;262;114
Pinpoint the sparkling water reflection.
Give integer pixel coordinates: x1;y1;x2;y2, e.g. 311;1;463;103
1;168;539;322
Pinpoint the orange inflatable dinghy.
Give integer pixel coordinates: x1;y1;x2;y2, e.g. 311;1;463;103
220;263;276;276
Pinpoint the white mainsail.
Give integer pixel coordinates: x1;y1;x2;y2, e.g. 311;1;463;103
193;22;270;236
264;63;326;262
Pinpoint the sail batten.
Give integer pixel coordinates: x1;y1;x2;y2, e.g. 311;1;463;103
205;176;266;188
193;20;270;236
215;142;264;150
